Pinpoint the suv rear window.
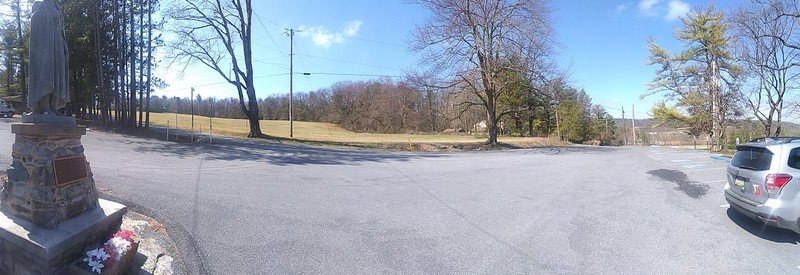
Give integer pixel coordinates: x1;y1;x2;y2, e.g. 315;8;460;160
731;146;773;171
788;148;800;169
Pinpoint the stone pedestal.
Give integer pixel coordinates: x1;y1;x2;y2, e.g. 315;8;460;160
2;123;99;228
0;199;126;275
0;123;123;274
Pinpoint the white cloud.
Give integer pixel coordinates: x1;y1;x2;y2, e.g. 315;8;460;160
638;0;660;16
298;26;343;48
665;0;690;20
298;20;363;48
344;20;363;36
615;3;628;15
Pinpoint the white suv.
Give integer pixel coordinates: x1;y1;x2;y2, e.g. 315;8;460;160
725;138;800;233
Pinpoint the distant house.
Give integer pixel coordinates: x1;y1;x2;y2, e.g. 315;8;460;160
473;121;487;133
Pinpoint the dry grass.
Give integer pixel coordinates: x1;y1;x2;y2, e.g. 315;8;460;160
146;112;570;150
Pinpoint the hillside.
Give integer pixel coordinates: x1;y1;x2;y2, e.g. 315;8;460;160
144;112;570;149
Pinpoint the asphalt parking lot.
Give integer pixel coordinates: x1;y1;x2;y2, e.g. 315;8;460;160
0;118;799;274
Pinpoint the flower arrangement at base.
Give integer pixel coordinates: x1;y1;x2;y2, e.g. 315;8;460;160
78;230;137;274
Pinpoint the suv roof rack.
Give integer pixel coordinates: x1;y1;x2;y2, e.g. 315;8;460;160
748;137;800;144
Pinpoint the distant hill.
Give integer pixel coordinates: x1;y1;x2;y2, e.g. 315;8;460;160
612;118;800;138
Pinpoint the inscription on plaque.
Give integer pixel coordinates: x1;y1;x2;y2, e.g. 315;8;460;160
68;199;86;219
53;156;88;187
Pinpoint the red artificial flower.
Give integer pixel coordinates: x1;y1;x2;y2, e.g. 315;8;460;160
112;230;136;243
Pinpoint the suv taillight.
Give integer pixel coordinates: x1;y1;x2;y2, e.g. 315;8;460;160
765;174;793;195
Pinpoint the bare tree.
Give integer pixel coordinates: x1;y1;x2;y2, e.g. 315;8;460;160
411;0;556;144
167;0;263;137
733;0;800;137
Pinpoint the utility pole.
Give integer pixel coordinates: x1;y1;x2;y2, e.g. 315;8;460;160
285;29;300;138
621;106;626;146
631;104;637;146
191;87;195;142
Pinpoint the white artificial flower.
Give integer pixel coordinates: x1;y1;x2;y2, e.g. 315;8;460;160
86;248;103;259
99;249;111;261
108;237;132;260
87;259;104;273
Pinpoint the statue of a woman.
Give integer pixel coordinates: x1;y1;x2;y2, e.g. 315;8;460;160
28;0;68;115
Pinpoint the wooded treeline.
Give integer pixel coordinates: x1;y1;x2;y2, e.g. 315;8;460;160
0;0;163;128
149;78;621;145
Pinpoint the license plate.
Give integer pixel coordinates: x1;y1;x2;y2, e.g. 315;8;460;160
734;179;745;187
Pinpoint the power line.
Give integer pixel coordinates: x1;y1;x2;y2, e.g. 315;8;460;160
599;105;622;112
301;72;402;78
253;12;289;63
340;35;405;48
291;39;314;89
252;41;283;53
296;53;402;71
156;73;289;93
295;29;405;48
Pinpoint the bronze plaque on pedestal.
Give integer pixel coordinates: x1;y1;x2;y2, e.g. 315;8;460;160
53;156;88;187
67;199;86;219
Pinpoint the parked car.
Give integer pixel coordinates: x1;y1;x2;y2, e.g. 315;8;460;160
725;137;800;233
0;99;14;118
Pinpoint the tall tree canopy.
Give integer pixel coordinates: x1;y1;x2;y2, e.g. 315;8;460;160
411;0;557;144
644;4;741;151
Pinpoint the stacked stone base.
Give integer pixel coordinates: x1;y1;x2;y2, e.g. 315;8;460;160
2;124;99;228
0;199;126;275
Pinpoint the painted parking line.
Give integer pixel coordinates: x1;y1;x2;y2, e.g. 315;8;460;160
685;167;726;172
650;153;717;158
663;161;716;165
701;180;727;184
721;204;729;208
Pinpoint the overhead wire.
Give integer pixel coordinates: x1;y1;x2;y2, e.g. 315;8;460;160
156;73;289;94
291;38;314;90
253;12;289;63
300;72;402;78
340;35;405;48
295;53;402;71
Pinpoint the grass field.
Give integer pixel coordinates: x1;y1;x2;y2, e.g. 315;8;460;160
146;112;569;149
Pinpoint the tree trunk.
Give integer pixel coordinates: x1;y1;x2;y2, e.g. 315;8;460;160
486;108;498;144
128;0;136;128
144;0;152;129
15;0;26;108
137;0;144;128
119;0;128;127
528;115;534;137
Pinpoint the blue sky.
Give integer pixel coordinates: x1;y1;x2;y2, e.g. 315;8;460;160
155;0;738;120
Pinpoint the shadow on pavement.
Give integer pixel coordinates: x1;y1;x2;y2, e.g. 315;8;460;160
522;146;619;155
129;132;445;166
647;169;710;199
726;208;799;244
